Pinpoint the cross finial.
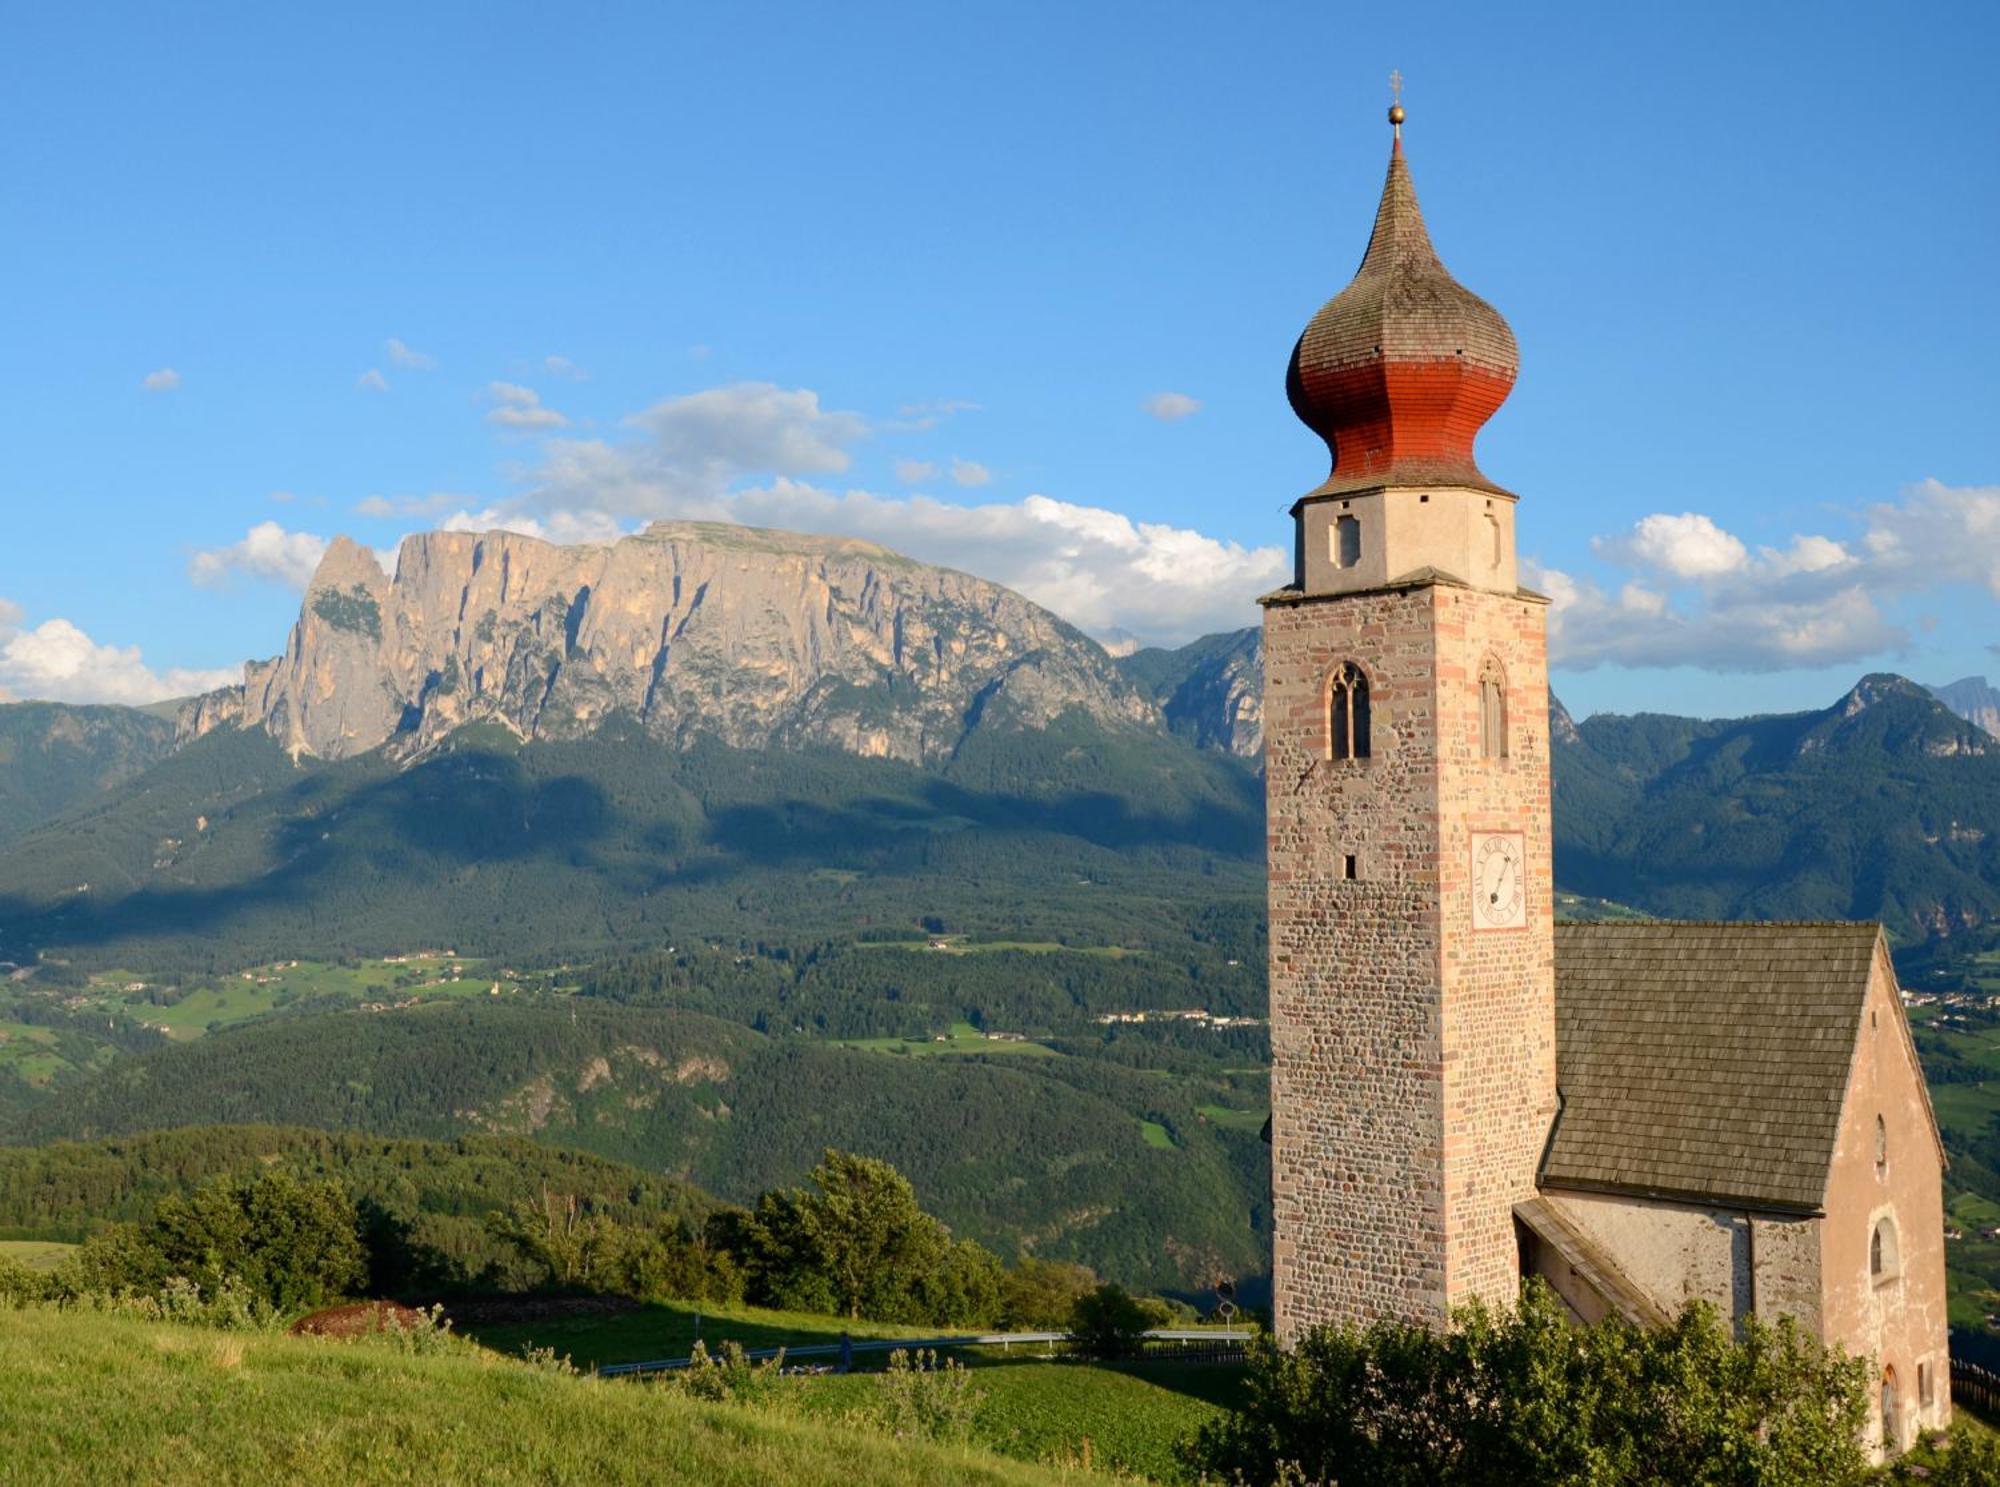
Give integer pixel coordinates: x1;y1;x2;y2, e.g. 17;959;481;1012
1387;70;1406;141
1389;69;1403;106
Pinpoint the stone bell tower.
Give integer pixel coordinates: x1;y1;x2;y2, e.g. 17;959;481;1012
1263;103;1558;1338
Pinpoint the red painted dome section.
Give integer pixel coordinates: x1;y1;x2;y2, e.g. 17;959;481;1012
1288;138;1518;497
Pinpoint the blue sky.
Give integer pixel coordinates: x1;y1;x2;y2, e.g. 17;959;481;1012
1;0;1995;718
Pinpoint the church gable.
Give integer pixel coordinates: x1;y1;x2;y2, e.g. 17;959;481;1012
1545;922;1879;1212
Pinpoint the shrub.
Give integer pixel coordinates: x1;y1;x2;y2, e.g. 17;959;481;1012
874;1348;984;1444
1188;1281;1872;1487
672;1340;790;1407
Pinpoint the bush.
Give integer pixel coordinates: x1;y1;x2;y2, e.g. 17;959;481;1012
672;1339;790;1408
874;1348;984;1444
1187;1281;1872;1487
1068;1283;1170;1359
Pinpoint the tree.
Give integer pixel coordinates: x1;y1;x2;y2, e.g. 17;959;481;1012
999;1258;1097;1330
1188;1281;1873;1487
1068;1282;1170;1359
146;1170;366;1311
748;1150;948;1320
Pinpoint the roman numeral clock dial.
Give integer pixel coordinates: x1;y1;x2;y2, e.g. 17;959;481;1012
1470;831;1528;930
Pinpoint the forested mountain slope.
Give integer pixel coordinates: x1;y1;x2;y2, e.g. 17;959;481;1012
0;712;1262;972
1;1000;1268;1290
0;702;176;847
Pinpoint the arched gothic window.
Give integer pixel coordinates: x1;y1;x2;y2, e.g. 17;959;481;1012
1478;656;1508;760
1871;1216;1900;1282
1326;663;1371;762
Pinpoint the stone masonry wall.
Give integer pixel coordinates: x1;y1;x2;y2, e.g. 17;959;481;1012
1432;586;1560;1307
1264;581;1557;1338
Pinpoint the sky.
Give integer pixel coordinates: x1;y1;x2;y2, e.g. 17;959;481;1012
1;0;1995;719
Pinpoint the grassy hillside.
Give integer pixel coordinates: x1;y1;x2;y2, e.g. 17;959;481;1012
0;1308;1072;1487
0;716;1262;974
0;1004;1268;1292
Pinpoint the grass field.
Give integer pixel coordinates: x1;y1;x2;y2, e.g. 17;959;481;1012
79;957;532;1040
1195;1104;1265;1133
454;1296;939;1371
0;1308;1077;1487
831;1021;1058;1058
787;1358;1242;1482
1137;1120;1177;1150
0;1239;76;1270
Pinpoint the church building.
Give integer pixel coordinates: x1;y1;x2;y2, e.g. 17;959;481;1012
1260;103;1951;1455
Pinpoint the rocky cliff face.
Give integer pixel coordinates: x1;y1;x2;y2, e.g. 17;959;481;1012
1931;676;2000;741
180;522;1151;764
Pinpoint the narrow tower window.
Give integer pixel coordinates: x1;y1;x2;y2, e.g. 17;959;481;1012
1332;514;1361;569
1484;511;1502;568
1875;1114;1888;1177
1326;663;1371;761
1478;657;1508;760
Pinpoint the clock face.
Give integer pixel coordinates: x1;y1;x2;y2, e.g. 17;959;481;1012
1470;831;1528;931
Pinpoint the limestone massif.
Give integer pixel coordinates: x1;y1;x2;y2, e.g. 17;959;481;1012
178;522;1152;763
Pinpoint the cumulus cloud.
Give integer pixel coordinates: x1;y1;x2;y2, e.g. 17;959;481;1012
950;459;992;488
894;459;938;485
386;337;436;370
0;600;238;705
544;355;587;380
485;382;569;430
141;367;181;393
188;521;329;590
1539;480;2000;673
1144;391;1202;421
357;369;390;393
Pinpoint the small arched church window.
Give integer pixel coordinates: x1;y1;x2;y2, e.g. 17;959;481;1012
1478;657;1507;760
1327;663;1371;762
1871;1216;1900;1282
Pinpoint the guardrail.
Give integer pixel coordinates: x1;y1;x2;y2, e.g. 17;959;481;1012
1952;1355;2000;1419
596;1327;1254;1377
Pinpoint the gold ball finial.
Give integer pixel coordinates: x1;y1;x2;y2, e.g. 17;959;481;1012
1387;69;1405;133
1388;103;1406;126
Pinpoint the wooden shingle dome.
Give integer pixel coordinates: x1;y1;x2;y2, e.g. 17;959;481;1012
1287;123;1518;498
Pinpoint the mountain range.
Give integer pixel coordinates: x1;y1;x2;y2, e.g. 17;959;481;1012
4;525;2000;963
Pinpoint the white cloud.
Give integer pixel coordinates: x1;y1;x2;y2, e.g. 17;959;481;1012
386;337;436;370
1144;391;1201;422
895;459;939;485
353;492;474;519
0;601;238;705
188;521;329;591
357;369;390;393
485;381;569;430
890;399;979;432
1596;512;1748;579
463;381;1272;642
1541;481;2000;673
950;459;992;488
142;367;181;393
544;355;587;380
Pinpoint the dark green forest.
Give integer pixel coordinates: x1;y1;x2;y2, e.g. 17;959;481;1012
1;1000;1268;1292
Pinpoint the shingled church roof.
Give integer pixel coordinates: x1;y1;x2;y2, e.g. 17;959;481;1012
1544;922;1886;1213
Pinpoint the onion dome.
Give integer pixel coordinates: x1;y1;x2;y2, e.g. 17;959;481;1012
1286;119;1518;497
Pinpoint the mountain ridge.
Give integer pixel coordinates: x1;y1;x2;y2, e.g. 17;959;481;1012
179;522;1154;766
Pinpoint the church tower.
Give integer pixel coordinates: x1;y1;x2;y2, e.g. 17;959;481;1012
1263;104;1558;1337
